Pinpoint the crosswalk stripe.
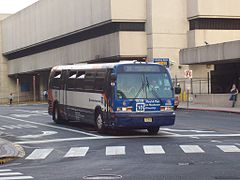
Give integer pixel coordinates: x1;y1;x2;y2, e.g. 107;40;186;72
217;145;240;152
0;172;22;176
26;149;54;160
106;146;126;156
143;145;165;154
180;145;205;153
0;170;12;172
0;176;34;180
64;147;89;157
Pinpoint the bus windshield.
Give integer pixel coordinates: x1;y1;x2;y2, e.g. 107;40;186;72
117;72;173;99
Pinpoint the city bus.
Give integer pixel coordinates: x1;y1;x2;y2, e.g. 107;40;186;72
48;61;176;134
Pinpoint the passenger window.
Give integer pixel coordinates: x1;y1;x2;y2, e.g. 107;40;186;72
77;71;86;79
69;71;77;79
51;71;62;89
54;71;61;79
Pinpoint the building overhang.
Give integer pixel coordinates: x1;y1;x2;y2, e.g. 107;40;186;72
180;40;240;65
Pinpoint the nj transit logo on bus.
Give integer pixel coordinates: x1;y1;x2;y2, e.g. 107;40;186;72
136;100;161;112
136;103;145;112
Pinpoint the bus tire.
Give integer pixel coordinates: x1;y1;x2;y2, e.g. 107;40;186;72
147;126;160;135
53;103;63;124
95;110;105;133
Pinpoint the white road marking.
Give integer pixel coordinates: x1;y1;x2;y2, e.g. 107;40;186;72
143;145;165;154
211;140;222;143
0;114;100;137
17;124;38;128
0;176;33;180
12;114;33;118
217;145;240;152
0;172;22;176
0;170;12;172
19;131;58;139
162;128;215;133
0;170;33;180
15;133;240;144
26;149;54;160
0;127;6;130
14;110;47;114
180;145;205;153
2;125;18;130
106;146;126;156
64;147;89;157
0;124;38;131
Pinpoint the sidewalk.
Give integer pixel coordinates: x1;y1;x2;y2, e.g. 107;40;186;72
178;102;240;114
0;138;25;164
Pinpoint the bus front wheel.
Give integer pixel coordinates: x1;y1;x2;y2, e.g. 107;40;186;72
147;126;160;135
95;111;105;133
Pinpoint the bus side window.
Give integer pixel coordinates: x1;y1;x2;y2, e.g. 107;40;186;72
95;71;106;92
67;71;77;90
76;71;86;90
51;71;62;89
84;71;96;91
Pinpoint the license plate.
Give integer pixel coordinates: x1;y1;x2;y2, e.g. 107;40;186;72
144;117;152;122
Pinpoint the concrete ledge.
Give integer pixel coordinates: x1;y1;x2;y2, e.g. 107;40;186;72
191;94;239;107
178;102;240;114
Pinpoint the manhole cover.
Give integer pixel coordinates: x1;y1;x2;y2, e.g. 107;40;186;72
83;174;122;180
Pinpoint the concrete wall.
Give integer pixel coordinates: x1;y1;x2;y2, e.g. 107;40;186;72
146;0;189;78
188;30;240;47
188;0;240;19
180;40;240;65
191;94;239;107
2;0;146;53
111;0;146;22
8;32;147;75
0;15;16;103
187;0;240;78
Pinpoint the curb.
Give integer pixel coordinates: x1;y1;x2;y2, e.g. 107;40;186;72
0;139;25;164
178;107;240;114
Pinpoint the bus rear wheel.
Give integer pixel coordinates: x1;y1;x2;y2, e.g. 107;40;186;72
147;126;160;135
95;111;105;133
53;103;63;124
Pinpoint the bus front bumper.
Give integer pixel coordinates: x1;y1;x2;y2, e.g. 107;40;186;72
107;111;175;128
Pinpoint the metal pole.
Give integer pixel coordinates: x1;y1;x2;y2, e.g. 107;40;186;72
33;75;36;102
187;89;189;109
207;72;210;94
17;78;20;104
190;78;193;94
199;80;202;94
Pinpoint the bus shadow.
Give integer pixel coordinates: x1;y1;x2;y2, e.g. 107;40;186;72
51;121;153;136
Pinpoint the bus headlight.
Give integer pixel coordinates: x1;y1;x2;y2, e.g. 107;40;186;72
117;107;133;112
160;106;173;111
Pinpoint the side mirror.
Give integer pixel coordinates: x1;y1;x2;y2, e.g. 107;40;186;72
111;73;117;82
175;87;181;94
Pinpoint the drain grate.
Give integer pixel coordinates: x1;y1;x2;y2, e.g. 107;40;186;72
83;174;122;180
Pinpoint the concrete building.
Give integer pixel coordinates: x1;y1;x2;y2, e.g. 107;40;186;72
0;0;240;103
184;0;240;89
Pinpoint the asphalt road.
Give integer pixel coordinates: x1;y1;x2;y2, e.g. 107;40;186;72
0;104;240;180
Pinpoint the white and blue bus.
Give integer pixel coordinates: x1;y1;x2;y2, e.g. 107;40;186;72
48;61;176;134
